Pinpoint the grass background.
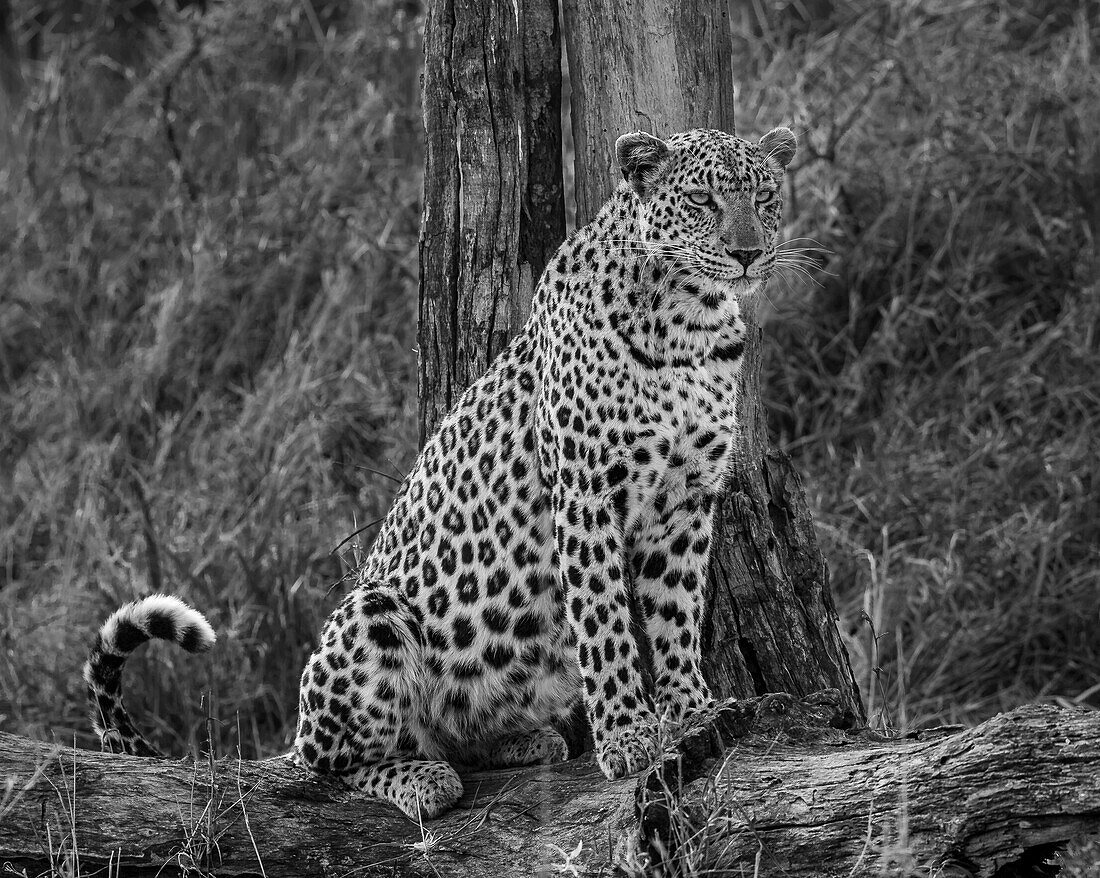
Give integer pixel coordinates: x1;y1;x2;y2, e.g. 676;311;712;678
0;0;1097;867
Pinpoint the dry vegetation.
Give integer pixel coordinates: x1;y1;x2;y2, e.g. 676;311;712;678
0;0;1097;872
1;0;423;756
734;0;1099;733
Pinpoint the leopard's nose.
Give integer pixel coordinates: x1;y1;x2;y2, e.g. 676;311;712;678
726;249;762;268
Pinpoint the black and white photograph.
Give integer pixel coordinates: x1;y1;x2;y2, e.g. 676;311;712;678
1;1;1097;875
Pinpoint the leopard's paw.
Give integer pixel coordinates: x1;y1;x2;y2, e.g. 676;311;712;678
596;722;659;780
480;728;570;768
349;758;464;820
391;762;464;820
654;676;714;728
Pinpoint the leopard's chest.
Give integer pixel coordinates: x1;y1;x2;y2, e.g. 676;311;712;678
623;366;737;523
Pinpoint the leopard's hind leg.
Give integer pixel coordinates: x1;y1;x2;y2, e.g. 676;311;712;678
472;728;569;769
345;755;463;819
293;583;463;819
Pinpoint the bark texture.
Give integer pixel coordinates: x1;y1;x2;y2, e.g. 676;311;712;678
702;330;863;722
418;0;564;444
562;0;864;722
3;701;1098;877
693;704;1100;876
561;0;737;224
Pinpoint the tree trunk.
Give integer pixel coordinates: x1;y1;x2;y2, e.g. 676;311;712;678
561;0;864;723
3;701;1098;876
561;0;737;225
417;0;564;444
703;331;864;722
0;0;24;158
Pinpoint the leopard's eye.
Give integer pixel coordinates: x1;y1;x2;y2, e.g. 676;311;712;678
755;188;777;205
686;191;714;207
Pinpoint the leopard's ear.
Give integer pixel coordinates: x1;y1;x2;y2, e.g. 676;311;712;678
615;132;671;198
759;127;797;172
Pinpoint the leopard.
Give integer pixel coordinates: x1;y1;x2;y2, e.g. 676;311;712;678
83;126;797;820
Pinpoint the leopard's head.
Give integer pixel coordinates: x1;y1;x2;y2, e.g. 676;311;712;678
615;127;796;299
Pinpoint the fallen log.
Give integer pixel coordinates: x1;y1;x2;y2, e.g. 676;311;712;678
1;696;1097;877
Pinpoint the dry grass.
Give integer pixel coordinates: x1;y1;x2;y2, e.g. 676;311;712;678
734;0;1100;729
0;0;421;757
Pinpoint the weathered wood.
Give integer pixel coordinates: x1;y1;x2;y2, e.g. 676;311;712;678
518;0;566;292
703;329;864;723
658;700;1100;877
0;732;635;878
417;0;564;444
561;0;737;225
562;0;864;722
3;701;1098;877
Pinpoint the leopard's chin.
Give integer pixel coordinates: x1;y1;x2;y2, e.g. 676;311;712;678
710;275;757;298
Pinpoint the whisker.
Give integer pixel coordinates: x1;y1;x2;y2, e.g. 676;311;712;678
774;263;824;286
774;258;824;270
759;283;780;312
774;251;823;261
774;257;837;280
774;252;830;265
772;271;798;300
774;254;826;267
601;240;700;261
773;256;817;271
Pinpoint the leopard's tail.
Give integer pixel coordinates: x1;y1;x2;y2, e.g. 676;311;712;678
83;594;216;757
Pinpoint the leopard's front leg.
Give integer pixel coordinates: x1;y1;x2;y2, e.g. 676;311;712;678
554;488;659;779
630;494;715;727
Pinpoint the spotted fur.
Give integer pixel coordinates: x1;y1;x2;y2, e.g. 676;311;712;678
83;594;216;756
85;127;795;819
